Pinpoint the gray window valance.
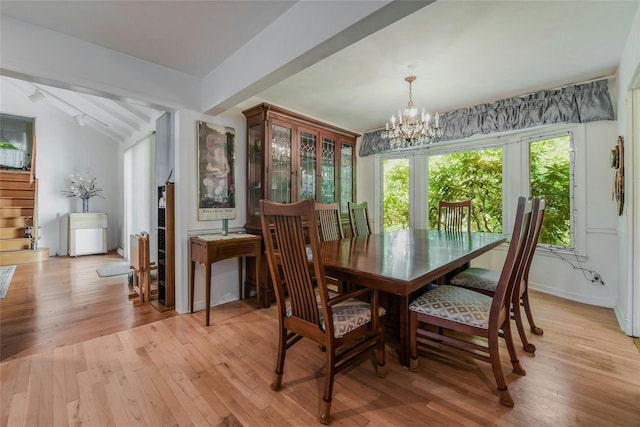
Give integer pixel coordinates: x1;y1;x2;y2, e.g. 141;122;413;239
359;79;614;157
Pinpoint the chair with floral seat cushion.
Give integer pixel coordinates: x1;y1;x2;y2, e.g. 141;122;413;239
260;199;386;425
449;198;546;353
409;196;538;407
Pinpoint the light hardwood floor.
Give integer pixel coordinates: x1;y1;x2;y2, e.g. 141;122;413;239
1;256;640;426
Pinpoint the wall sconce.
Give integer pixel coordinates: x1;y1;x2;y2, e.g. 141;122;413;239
28;90;45;102
74;114;86;127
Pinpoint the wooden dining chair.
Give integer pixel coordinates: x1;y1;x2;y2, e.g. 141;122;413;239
316;203;344;242
449;198;547;353
348;201;371;237
260;199;386;424
437;200;472;232
409;196;537;407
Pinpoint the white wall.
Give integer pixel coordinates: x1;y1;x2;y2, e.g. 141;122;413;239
1;79;120;255
615;6;640;334
172;107;248;314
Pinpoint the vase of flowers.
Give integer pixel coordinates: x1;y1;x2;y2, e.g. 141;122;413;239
62;169;104;213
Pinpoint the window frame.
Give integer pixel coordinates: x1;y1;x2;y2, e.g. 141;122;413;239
374;123;587;255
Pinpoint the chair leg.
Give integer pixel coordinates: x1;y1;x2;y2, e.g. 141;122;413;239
409;311;420;372
271;327;287;391
319;352;336;425
503;319;526;376
488;330;514;407
513;301;536;353
522;286;544;335
375;330;387;378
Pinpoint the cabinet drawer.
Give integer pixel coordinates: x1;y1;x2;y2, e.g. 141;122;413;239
215;242;257;259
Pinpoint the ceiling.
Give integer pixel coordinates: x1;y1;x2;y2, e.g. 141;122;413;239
1;1;638;136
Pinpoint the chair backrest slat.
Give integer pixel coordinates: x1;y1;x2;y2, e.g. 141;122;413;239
316;203;344;242
438;200;472;232
490;197;534;320
261;199;328;328
348;201;371;237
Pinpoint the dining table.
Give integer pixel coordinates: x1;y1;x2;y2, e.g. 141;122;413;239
320;229;507;367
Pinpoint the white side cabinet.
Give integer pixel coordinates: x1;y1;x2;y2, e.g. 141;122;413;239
68;213;108;256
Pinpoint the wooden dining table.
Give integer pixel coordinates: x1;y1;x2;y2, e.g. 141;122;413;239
320;229;507;366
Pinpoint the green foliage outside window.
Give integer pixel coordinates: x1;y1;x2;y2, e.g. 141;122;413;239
383;159;409;231
530;136;571;247
428;149;503;232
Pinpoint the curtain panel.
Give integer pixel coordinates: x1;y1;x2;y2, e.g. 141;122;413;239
359;79;614;157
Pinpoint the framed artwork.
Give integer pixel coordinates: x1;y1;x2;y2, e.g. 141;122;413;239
197;121;236;221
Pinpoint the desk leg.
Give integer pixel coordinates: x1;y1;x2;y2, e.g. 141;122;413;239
205;262;212;326
399;295;410;367
190;261;195;313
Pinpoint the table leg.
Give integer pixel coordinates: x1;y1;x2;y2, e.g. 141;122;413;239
399;295;410;367
255;250;262;309
238;257;243;300
205;262;212;326
190;260;195;313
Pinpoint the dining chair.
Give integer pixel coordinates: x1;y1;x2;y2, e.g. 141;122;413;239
260;199;386;424
348;201;371;237
409;196;537;407
437;200;472;232
449;198;547;353
316;203;344;242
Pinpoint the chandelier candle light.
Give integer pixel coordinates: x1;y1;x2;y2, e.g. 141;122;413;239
382;76;443;149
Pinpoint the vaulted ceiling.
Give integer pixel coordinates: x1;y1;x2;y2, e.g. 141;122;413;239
1;1;638;137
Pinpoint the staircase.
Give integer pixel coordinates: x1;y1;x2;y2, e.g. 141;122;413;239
0;170;49;265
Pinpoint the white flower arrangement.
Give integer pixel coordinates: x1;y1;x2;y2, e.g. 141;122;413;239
62;170;104;200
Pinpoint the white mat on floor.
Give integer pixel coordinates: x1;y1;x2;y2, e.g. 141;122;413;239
0;265;16;298
96;262;131;277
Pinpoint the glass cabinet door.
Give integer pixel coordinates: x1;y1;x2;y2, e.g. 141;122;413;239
321;136;336;203
340;143;354;215
270;123;292;203
299;130;317;200
247;124;262;219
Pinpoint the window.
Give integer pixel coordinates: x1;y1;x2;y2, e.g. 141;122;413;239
377;126;578;251
428;148;503;232
382;158;409;231
529;135;572;247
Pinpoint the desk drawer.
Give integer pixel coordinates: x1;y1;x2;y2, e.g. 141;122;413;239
215;242;257;259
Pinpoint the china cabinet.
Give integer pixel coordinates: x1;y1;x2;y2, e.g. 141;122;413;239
242;103;358;305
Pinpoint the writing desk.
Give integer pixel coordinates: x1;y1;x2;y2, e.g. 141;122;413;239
189;233;262;326
320;229;506;366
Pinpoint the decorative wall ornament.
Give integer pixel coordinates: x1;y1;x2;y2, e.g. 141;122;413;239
612;136;624;216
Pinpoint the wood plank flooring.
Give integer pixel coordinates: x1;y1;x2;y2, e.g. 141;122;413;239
1;255;640;426
0;253;177;361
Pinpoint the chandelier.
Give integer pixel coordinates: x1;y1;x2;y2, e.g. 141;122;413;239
381;76;442;149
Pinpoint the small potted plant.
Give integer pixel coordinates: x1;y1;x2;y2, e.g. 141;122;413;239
63;169;104;213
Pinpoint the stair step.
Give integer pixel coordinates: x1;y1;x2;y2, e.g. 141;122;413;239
0;171;31;182
0;217;33;227
0;227;27;239
0;189;35;198
0;181;34;190
0;198;35;208
0;248;48;266
0;207;34;217
0;238;31;252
